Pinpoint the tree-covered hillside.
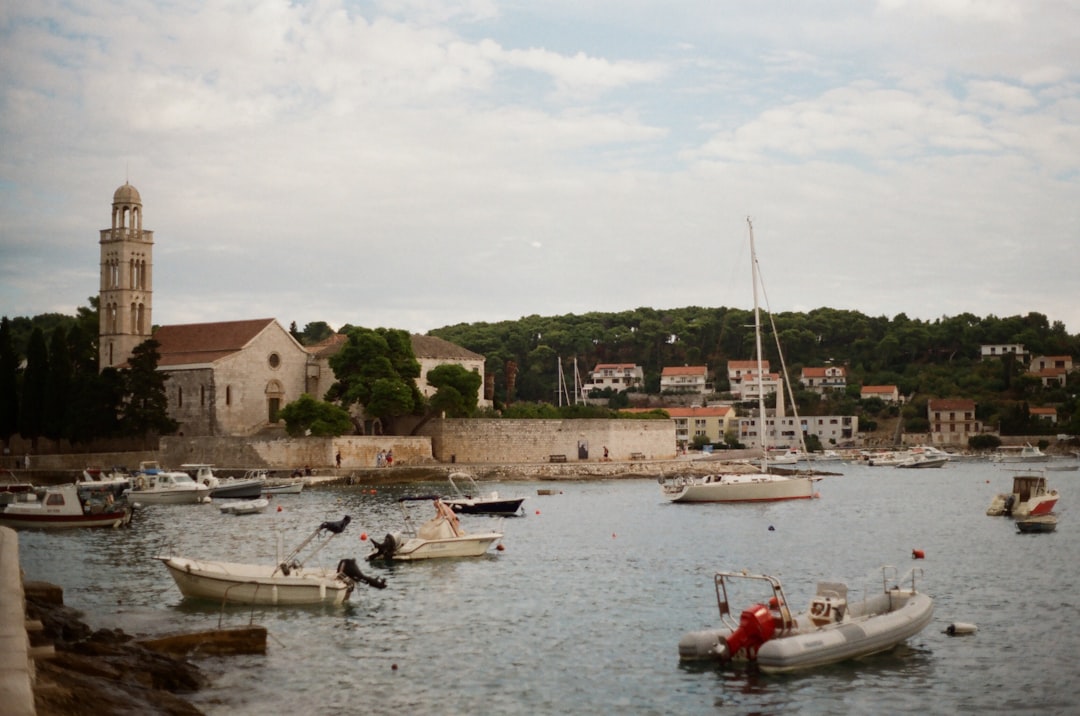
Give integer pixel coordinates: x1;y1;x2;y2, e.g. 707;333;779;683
429;307;1080;434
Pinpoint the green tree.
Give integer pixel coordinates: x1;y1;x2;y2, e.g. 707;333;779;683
67;368;125;443
0;318;18;443
279;394;353;436
327;327;424;432
121;339;178;437
19;327;48;445
426;364;482;418
43;328;73;440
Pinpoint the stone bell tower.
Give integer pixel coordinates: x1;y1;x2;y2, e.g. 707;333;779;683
98;182;154;370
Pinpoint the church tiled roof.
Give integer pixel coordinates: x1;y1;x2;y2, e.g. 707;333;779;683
152;318;277;367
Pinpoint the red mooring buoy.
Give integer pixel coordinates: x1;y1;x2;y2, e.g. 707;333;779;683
912;549;925;559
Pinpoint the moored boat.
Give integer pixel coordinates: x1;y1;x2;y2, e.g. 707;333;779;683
0;482;133;529
187;464;265;499
1016;513;1057;533
368;497;504;561
219;498;269;515
157;516;386;605
992;443;1049;463
659;219;819;504
986;472;1059;517
443;471;525;516
678;567;934;672
129;462;212;505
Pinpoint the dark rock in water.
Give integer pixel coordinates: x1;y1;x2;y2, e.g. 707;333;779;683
25;587;207;716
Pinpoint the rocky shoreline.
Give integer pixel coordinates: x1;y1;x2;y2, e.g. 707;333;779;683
25;581;207;716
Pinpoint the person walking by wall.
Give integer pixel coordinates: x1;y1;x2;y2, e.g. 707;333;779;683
385;450;393;467
335;451;342;469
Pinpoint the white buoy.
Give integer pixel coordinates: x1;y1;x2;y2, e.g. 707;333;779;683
945;622;978;636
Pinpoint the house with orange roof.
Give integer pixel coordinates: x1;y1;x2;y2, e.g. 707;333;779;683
926;398;982;446
1029;406;1058;425
660;365;710;395
861;385;900;403
800;365;847;394
1028;355;1073;387
727;359;768;394
584;363;644;394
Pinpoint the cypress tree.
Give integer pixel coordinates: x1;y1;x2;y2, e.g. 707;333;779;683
0;317;18;443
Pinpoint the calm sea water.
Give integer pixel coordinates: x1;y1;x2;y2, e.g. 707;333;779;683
16;459;1079;715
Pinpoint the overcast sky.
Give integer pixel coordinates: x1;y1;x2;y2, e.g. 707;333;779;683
2;1;1078;337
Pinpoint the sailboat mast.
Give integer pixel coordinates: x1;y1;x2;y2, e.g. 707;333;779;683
749;217;768;473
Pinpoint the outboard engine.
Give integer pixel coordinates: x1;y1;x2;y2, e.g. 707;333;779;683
367;533;399;562
1003;494;1016;516
713;603;777;661
336;558;387;589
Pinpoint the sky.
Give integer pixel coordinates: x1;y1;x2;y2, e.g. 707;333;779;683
2;0;1079;338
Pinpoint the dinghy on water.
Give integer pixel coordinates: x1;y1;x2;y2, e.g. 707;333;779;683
678;566;934;672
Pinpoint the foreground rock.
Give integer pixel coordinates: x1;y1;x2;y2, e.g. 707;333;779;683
25;582;205;716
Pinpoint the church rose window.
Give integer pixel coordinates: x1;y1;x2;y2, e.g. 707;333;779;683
268;353;281;369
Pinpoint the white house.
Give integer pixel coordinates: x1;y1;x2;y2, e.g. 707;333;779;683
660;365;710;395
980;344;1027;361
584;363;644;393
1028;355;1073;387
800;366;847;394
861;385;900;403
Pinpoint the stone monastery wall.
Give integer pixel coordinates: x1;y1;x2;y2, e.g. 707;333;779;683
417;418;675;463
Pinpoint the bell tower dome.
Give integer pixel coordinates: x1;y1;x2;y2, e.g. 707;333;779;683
98;182;154;370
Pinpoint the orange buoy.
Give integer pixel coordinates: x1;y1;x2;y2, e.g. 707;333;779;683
912;549;925;559
360;532;368;541
535;509;541;515
496;543;505;551
276;505;283;512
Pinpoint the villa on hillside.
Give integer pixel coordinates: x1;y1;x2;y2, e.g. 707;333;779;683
926;398;982;447
1028;355;1073;387
980;343;1027;361
861;385;901;403
799;365;847;394
1030;406;1058;425
660;365;710;395
584;363;644;394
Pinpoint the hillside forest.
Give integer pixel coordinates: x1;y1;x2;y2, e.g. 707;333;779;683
3;301;1079;445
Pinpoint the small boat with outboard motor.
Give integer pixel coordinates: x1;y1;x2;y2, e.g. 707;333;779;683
677;566;934;672
157;515;386;605
442;471;525;516
367;496;504;561
986;471;1059;517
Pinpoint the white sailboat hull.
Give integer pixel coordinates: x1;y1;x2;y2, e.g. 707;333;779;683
663;473;817;503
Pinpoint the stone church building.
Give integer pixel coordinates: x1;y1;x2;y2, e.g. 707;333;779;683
97;184;486;437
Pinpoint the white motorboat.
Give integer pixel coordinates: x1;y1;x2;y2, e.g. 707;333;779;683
678;567;934;672
219;498;269;515
187;464;265;499
986;472;1059;517
443;471;525;516
262;475;305;495
0;482;132;529
157;516;386;605
895;448;952;469
660;219;819;504
368;496;504;561
991;444;1049;463
128;462;211;505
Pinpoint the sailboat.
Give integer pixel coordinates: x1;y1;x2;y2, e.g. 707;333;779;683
660;218;819;503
